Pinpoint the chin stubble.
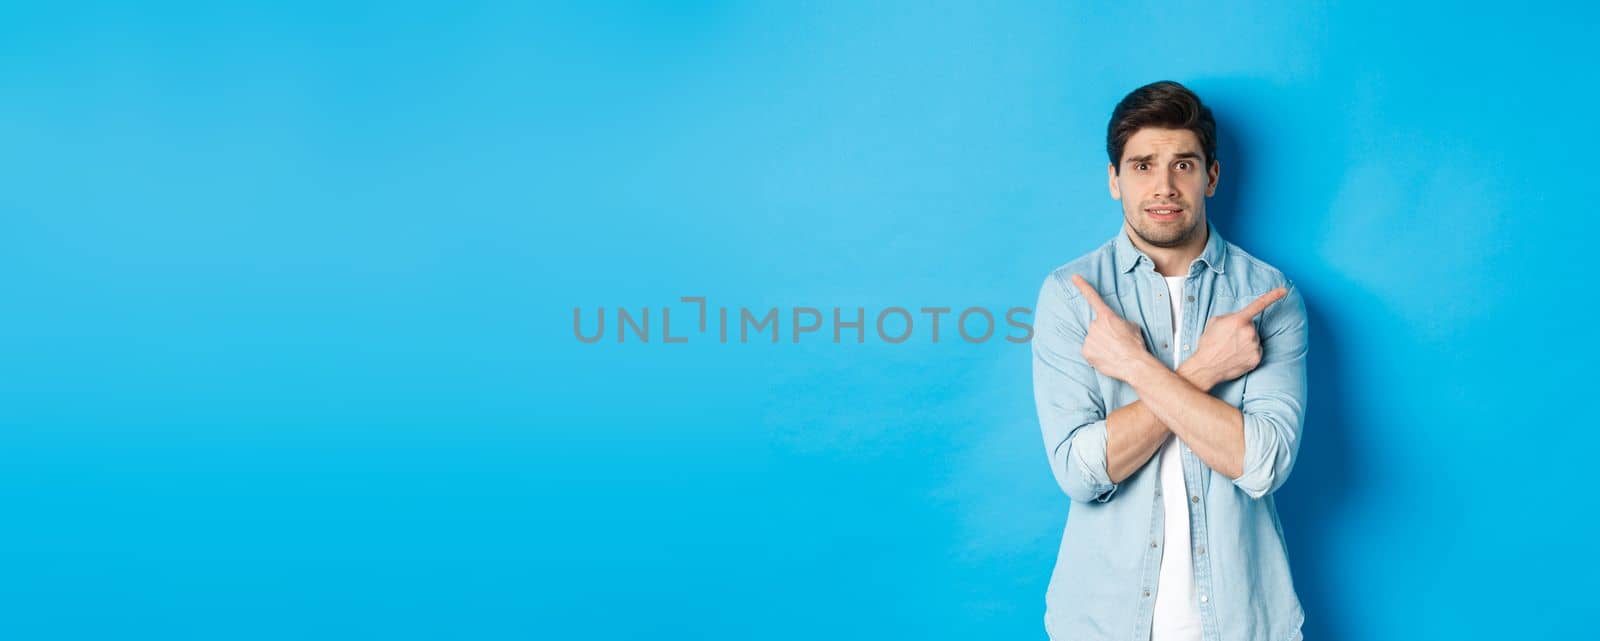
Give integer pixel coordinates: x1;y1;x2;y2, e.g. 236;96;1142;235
1130;216;1200;248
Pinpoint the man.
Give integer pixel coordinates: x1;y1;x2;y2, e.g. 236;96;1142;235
1032;81;1309;641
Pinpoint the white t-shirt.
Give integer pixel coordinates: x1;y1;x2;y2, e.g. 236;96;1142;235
1151;275;1203;641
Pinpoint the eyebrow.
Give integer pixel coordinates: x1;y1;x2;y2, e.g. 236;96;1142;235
1124;152;1203;164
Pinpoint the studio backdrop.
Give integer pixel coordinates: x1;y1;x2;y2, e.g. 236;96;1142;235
1;2;1591;639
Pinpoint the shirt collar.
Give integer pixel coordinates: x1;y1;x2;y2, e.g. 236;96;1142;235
1113;220;1228;275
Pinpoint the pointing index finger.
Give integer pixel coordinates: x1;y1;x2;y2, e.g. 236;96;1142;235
1239;287;1288;319
1069;274;1111;315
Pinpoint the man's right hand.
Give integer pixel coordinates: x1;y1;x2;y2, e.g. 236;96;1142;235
1182;288;1288;390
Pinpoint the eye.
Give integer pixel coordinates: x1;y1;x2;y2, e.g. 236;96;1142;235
1135;162;1149;171
1176;160;1192;171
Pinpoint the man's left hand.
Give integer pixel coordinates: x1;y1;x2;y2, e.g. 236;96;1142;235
1070;274;1158;383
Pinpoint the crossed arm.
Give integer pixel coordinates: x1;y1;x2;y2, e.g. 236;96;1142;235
1033;271;1307;502
1071;274;1286;483
1102;361;1229;483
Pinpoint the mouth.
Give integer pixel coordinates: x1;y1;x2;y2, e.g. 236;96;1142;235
1145;206;1184;221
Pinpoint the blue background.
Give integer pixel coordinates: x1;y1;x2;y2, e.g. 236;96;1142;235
2;2;1592;639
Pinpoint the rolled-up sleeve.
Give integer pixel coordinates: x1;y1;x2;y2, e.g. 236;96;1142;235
1032;272;1118;503
1231;281;1310;500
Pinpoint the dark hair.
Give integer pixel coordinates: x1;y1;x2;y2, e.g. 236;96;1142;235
1106;80;1217;173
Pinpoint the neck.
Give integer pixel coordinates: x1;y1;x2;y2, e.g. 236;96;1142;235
1124;220;1208;277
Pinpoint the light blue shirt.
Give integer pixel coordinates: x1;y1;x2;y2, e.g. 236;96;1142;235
1032;222;1307;641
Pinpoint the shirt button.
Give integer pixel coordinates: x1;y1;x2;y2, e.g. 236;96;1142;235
1191;495;1200;503
1187;295;1195;302
1182;344;1189;351
1196;546;1206;555
1151;541;1158;548
1200;595;1209;603
1143;590;1151;598
1157;292;1164;298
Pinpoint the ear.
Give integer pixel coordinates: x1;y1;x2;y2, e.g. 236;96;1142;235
1205;160;1221;197
1107;162;1121;200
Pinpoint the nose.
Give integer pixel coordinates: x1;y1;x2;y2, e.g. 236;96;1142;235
1154;168;1178;199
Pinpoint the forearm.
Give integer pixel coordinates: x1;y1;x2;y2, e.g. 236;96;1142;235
1124;358;1245;479
1104;361;1222;483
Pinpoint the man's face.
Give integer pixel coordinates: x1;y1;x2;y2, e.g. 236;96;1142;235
1108;127;1220;248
